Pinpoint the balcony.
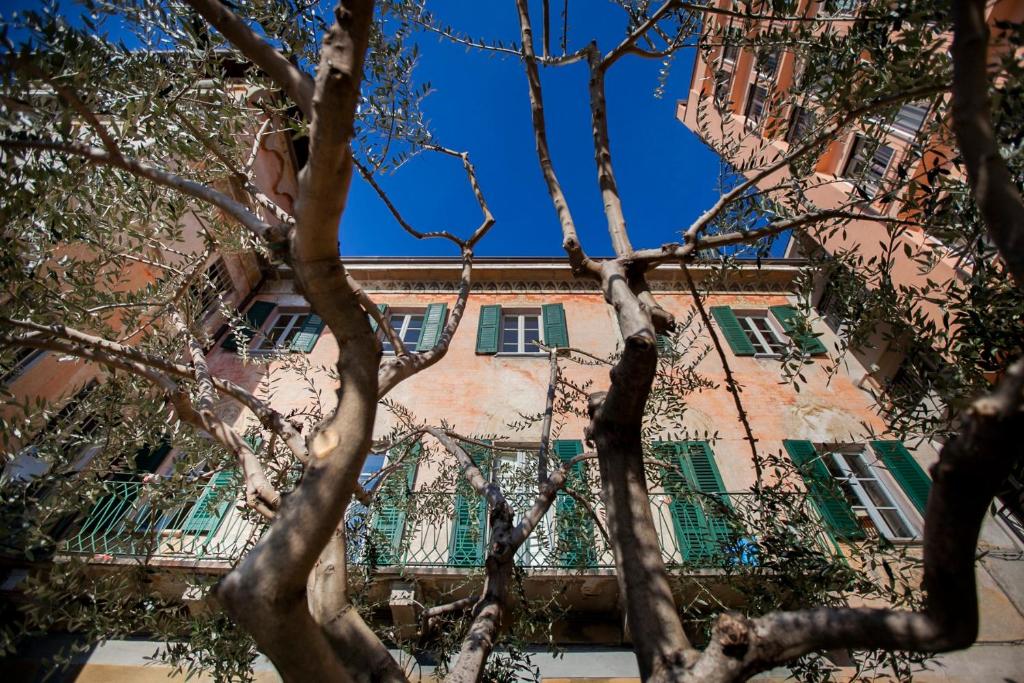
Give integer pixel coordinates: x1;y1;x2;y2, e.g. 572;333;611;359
63;484;838;573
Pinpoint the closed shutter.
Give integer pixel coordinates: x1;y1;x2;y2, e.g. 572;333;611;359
784;440;864;539
769;305;827;356
659;442;732;564
370;442;420;565
553;439;594;567
416;303;448;351
182;470;235;535
542;303;569;349
289;314;326;353
657;442;709;563
368;303;389;333
871;441;931;514
709;306;756;356
449;441;491;566
222;301;276;352
475;305;501;354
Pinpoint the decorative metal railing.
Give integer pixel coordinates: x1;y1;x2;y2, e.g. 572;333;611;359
64;483;838;571
62;478;264;564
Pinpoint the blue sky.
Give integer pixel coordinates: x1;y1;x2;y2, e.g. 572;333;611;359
6;0;751;259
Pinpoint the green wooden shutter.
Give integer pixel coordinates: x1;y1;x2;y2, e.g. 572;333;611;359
449;440;491;566
784;440;864;539
871;441;931;514
368;303;389;333
416;303;448;351
709;306;756;356
656;335;672;356
475;305;501;354
656;442;709;564
682;441;733;559
182;470;235;534
371;442;420;565
289;314;326;353
542;303;569;349
553;439;594;567
769;305;827;356
222;301;276;351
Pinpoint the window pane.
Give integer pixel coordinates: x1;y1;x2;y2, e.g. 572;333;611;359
282;315;309;345
524;328;541;352
523;315;539;331
877;506;914;539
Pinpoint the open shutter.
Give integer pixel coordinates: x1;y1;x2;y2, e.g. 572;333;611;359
871;441;931;514
449;440;490;566
656;442;709;564
769;305;827;356
289;314;326;353
370;442;420;565
682;441;733;560
416;303;448;351
222;301;276;352
475;305;501;354
553;439;594;567
182;470;235;535
542;303;569;349
709;306;756;356
368;303;389;333
784;440;864;539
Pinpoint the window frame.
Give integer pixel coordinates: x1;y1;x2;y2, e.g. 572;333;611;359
733;310;789;357
891;102;930;139
843;135;896;198
380;309;426;355
822;444;921;542
786;105;816;145
498;309;545;355
249;309;311;353
1;348;46;385
744;84;768;130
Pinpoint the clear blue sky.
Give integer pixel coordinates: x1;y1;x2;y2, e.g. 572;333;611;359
6;0;750;259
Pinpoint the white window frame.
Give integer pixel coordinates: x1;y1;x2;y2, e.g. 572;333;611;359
250;309;310;353
824;445;921;542
499;310;545;355
734;310;788;357
744;84;768;130
844;135;895;198
494;447;553;566
890;102;930;140
380;309;426;355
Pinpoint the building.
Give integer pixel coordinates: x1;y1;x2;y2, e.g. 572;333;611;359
12;256;1020;681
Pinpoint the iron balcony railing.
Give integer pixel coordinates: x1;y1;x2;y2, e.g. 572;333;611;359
63;478;264;564
63;483;838;571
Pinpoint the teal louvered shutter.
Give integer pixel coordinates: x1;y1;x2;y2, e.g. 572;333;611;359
769;305;827;356
244;434;263;453
871;441;931;514
289;314;326;353
368;303;389;333
476;305;501;354
784;440;864;539
541;303;569;349
682;441;733;560
656;335;672;356
656;442;709;564
182;470;235;534
222;301;276;351
709;306;756;356
449;440;491;566
416;303;448;351
553;439;594;567
371;442;420;565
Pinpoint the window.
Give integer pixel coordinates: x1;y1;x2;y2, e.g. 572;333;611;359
189;258;233;315
495;448;553;566
786;106;816;145
1;347;45;385
251;310;310;352
359;453;387;487
744;85;768;129
381;312;424;355
892;102;929;137
721;39;740;64
821;0;862;16
735;313;788;357
501;311;543;354
844;136;895;197
821;445;920;541
757;49;781;78
713;70;733;110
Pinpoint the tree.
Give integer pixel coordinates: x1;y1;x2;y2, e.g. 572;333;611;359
0;1;1021;682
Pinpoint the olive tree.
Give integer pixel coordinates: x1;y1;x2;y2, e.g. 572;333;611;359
0;1;1021;682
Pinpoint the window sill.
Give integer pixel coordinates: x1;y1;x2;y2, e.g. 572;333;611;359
495;353;547;358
